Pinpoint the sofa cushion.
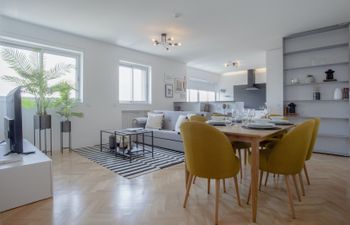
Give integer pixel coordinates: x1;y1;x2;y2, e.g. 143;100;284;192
145;113;163;129
153;110;209;131
174;115;188;133
145;129;183;142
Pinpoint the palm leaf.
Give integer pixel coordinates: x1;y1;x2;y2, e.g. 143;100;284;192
45;63;74;80
1;48;37;77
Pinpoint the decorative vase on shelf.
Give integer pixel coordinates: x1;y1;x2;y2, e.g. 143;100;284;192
313;85;321;100
334;88;342;100
342;87;349;100
305;75;315;84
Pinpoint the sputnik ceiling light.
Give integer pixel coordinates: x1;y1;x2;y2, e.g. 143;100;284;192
152;33;182;51
224;61;240;69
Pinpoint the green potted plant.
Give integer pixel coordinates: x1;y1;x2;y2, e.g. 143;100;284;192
1;48;73;130
52;81;83;135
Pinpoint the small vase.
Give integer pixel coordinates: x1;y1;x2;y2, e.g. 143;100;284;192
334;88;342;100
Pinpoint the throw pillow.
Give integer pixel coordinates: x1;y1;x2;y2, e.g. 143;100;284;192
175;114;188;133
145;113;164;129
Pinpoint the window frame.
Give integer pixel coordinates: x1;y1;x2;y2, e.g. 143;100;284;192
186;88;216;102
118;61;151;104
0;36;83;101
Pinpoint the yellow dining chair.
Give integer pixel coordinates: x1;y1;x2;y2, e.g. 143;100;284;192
188;115;229;194
247;120;314;219
188;114;207;123
180;121;241;225
301;118;320;187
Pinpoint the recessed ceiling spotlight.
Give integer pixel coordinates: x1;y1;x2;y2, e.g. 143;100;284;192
152;33;182;51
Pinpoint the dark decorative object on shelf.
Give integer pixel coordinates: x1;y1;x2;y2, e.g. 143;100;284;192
324;69;337;82
313;85;321;100
33;114;52;155
288;102;296;114
342;87;349;100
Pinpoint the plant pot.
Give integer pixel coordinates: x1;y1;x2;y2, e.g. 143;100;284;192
60;120;71;133
34;114;52;130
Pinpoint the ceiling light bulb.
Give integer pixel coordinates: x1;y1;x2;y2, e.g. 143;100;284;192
170;37;174;41
178;43;182;46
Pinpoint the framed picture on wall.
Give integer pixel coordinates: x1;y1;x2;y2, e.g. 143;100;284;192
175;77;186;92
165;84;173;98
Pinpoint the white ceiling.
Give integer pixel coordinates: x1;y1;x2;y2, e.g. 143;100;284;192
1;0;350;74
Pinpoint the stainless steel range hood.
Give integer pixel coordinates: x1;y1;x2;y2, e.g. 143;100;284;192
246;69;260;90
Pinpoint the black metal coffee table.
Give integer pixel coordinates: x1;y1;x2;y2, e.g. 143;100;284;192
100;128;154;162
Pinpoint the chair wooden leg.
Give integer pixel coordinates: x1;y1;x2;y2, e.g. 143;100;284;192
233;176;241;206
244;149;247;165
259;170;264;191
183;174;194;208
208;178;211;194
304;164;311;185
247;183;251;205
222;179;226;193
285;175;296;219
215;179;220;225
238;150;243;181
192;176;196;184
264;172;269;186
292;175;301;202
298;172;305;196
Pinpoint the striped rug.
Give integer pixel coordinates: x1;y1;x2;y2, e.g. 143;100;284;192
73;145;184;179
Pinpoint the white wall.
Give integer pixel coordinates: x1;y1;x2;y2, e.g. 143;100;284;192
217;69;266;101
0;16;187;150
266;48;283;114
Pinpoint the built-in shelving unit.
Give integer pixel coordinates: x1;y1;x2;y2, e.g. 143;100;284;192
283;23;350;156
285;80;348;87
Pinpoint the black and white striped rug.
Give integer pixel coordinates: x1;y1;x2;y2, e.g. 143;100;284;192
73;145;184;179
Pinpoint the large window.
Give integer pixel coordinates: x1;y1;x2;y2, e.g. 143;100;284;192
186;89;216;102
119;62;150;103
0;39;82;99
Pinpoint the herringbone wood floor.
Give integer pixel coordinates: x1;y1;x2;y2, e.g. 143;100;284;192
0;151;349;225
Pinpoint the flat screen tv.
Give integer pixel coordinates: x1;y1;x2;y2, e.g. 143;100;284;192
4;86;23;155
233;84;266;109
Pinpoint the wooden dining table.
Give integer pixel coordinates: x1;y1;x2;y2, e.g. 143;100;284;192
184;124;294;223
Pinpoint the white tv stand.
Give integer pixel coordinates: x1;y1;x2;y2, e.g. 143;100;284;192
0;139;53;212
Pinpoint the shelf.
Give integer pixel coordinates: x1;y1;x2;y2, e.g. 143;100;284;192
285;80;349;87
284;61;348;71
284;99;348;103
284;43;348;55
318;133;349;139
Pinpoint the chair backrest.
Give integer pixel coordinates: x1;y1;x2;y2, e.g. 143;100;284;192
180;121;239;179
267;120;314;175
189;115;207;123
305;118;320;161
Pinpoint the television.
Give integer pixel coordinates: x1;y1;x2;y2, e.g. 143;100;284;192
233;84;266;109
3;86;23;155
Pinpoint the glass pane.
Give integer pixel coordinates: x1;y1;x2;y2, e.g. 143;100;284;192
133;68;147;102
188;89;198;102
0;45;39;96
119;66;132;102
198;90;208;102
43;53;77;98
207;91;216;102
